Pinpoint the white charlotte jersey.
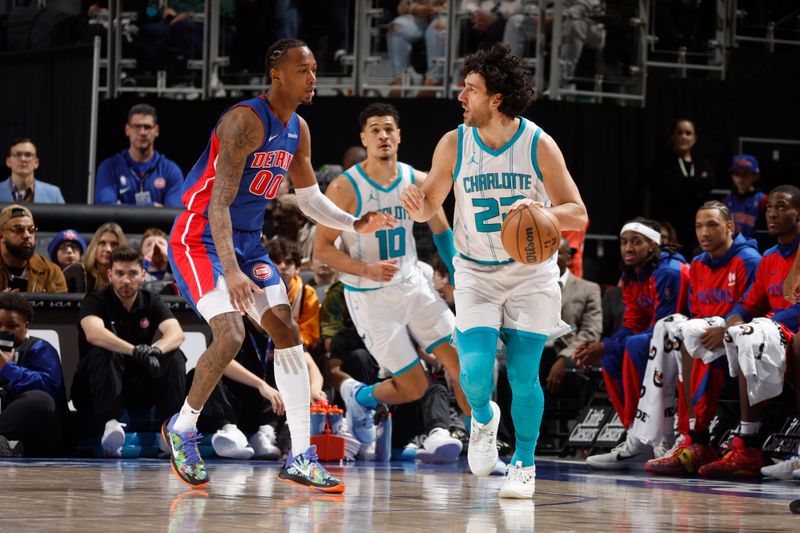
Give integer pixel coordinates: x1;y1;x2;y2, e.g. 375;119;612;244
339;162;418;290
452;117;552;265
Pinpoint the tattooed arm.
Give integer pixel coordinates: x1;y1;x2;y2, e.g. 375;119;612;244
210;107;265;313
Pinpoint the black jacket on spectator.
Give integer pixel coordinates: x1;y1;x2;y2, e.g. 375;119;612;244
77;286;173;357
71;286;186;422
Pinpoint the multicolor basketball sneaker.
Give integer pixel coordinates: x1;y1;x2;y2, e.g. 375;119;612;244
162;414;209;488
697;436;764;478
278;445;345;493
644;435;718;475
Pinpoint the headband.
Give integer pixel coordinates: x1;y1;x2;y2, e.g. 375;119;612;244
620;222;661;245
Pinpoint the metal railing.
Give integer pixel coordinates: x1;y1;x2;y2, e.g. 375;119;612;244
91;0;800;106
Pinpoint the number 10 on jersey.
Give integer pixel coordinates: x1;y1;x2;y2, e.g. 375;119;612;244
376;227;406;260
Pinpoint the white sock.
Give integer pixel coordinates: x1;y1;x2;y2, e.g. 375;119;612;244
689;418;696;431
173;400;202;434
739;420;761;436
274;345;310;457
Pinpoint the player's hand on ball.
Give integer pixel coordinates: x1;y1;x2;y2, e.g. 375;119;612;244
400;184;426;219
226;268;263;315
508;198;544;213
354;210;397;233
364;259;400;282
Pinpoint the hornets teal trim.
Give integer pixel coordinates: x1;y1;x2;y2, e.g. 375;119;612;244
343;284;382;292
453;125;464;181
389;358;421;376
356;162;403;192
501;327;548;341
457;326;500;337
343;171;362;218
472;117;525;157
425;335;451;354
458;252;514;266
531;127;543;182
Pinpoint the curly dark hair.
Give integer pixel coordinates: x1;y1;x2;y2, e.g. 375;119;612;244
0;292;33;323
460;42;535;118
265;38;309;81
358;102;400;130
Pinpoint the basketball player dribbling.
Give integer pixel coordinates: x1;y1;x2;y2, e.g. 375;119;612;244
400;43;587;499
164;39;393;492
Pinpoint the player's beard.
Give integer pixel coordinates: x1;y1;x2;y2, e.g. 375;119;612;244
5;241;34;261
466;109;489;128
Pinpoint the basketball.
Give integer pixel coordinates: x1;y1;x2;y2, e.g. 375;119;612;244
501;204;561;264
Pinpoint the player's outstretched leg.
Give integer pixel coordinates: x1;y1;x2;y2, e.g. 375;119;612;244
278;444;345;493
162;414;209;488
456;327;501;477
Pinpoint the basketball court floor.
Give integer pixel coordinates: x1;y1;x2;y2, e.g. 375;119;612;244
3;458;799;531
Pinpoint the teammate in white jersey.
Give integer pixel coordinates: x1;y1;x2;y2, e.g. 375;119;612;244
401;43;587;499
314;103;468;458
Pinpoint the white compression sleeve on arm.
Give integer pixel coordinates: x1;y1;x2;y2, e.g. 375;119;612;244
294;183;357;232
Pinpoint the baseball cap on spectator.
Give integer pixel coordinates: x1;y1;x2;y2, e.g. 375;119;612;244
47;229;87;262
0;204;33;228
729;154;760;174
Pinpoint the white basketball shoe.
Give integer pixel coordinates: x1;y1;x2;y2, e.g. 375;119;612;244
101;419;126;458
468;401;501;476
585;436;654;470
499;461;536;499
249;425;281;459
212;424;254;460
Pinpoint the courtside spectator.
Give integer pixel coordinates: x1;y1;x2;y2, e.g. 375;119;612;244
1;138;65;204
724;154;767;238
138;227;174;293
71;245;186;457
270;194;316;269
47;229;86;271
543;238;602;395
0;205;66;293
64;222;127;293
94;104;184;207
0;292;67;457
651;118;715;246
265;237;320;352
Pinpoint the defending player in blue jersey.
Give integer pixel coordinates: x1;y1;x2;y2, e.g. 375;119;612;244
164;39;394;492
400;43;587;499
314;102;468;460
